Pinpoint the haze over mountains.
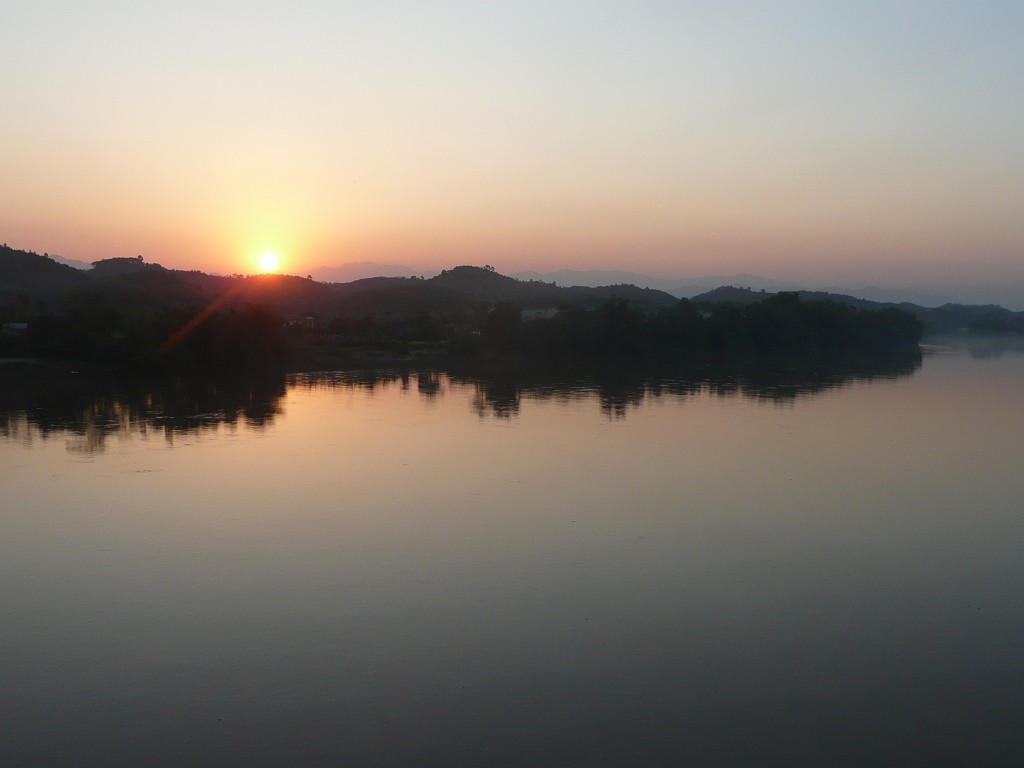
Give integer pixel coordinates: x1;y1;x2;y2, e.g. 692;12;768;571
42;253;93;271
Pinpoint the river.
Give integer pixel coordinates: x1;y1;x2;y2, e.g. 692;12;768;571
2;337;1022;766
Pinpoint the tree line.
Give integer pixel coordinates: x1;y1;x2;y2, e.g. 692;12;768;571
5;289;922;370
459;292;923;359
16;302;285;370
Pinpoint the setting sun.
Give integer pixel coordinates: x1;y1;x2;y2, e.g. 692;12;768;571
257;251;281;273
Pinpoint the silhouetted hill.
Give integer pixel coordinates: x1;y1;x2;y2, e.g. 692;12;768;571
320;266;677;319
514;269;962;306
691;285;1024;334
922;303;1024;334
432;265;521;290
0;245;88;302
4;244;1019;344
691;286;770;305
426;266;572;308
565;283;677;310
2;246;680;327
428;266;676;311
90;256;158;274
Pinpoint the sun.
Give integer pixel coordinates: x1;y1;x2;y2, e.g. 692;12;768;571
257;251;281;273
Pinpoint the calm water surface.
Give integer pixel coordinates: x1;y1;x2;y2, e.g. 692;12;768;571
2;340;1022;766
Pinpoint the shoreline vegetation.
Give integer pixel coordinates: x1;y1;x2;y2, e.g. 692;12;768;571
6;243;1020;376
2;288;923;374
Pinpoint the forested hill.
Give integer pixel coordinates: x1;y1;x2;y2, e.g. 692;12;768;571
0;244;88;298
692;285;1024;335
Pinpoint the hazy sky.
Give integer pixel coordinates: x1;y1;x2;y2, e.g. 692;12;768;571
2;1;1022;300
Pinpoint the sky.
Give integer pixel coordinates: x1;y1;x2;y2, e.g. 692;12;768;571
2;1;1022;304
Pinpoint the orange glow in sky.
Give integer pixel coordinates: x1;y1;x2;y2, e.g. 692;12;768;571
2;3;1023;305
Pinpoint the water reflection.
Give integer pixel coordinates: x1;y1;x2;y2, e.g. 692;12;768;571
962;332;1024;359
294;350;923;419
0;351;922;450
0;365;286;452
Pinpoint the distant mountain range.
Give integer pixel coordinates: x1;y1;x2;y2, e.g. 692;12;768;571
312;263;970;308
31;255;1019;309
46;253;93;270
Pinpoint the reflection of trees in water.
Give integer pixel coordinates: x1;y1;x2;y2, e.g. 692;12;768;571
717;354;923;402
417;371;444;399
0;367;286;453
0;352;923;451
470;378;521;419
917;333;1024;361
962;334;1024;360
449;352;923;418
285;350;922;420
291;369;411;393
